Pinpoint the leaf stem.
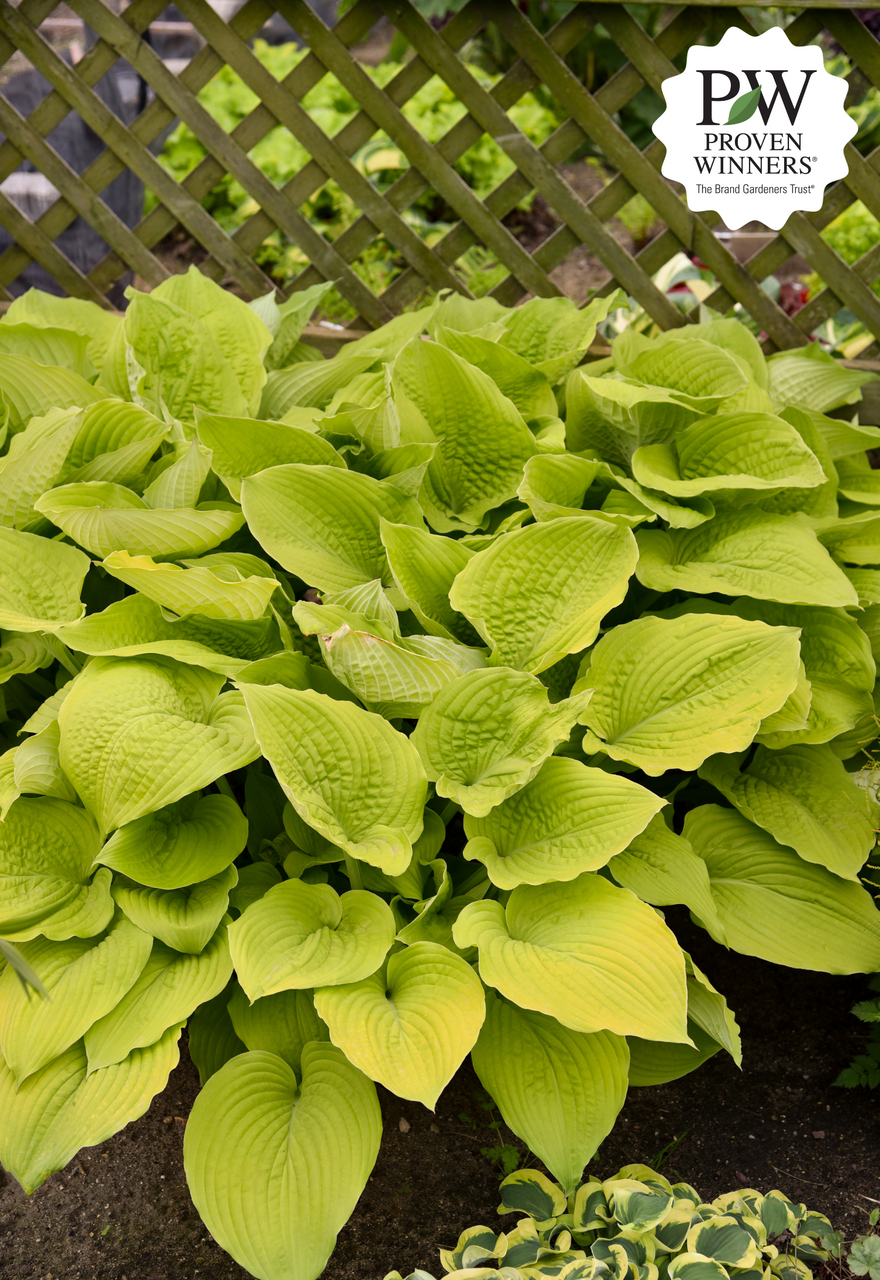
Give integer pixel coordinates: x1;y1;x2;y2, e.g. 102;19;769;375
344;854;364;891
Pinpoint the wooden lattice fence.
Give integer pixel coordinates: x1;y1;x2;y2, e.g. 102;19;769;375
0;0;879;354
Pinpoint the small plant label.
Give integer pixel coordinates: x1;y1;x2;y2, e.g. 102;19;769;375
653;25;856;229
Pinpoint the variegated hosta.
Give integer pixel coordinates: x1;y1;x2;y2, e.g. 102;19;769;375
384;1165;836;1280
0;271;877;1280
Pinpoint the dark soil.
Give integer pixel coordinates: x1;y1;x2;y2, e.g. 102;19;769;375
1;911;878;1280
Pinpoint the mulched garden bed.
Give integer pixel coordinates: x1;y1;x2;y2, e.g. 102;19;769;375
1;909;876;1280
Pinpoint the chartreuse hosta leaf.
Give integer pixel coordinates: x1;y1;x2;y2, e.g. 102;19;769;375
392;337;537;532
700;744;878;881
685;805;880;973
54;594;279;678
517;453;713;530
0;528;89;632
102;551;281;622
184;1044;381;1280
260;353;381;418
195;409;343;501
565;370;701;467
3;288;122;370
241;463;423;592
449;516;638;674
433;323;559;419
766;343;874;413
0;405;86;529
58;657;259;834
314;941;485;1108
97;793;248;889
411;669;592;817
472;991;628;1194
631;413;825;498
294;585;486;719
668;596;876;748
379;518;481;645
240;684;427;875
85;923;233;1072
229;879;395;1001
0;631;54;685
580;614;801;775
0;911;152;1082
35;482;246;560
152;266;272;415
188;987;247;1086
100;290;250;419
462;757;665;889
227;985;329;1071
453;873;690;1043
0;1025;182;1194
62;396;167;471
608;816;725;942
0;353;107;435
498;291;626;383
636;510;858;607
0;798;113;941
617;335;748;408
13;722;77;804
112;865;238;954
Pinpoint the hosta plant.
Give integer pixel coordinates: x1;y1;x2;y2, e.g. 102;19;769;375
385;1165;836;1280
0;268;879;1280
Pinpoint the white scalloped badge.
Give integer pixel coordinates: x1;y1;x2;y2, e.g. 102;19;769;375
653;26;856;230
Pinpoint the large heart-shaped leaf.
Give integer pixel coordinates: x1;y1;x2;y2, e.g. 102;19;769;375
113;866;238;954
58;657;259;833
0;528;89;632
36;482;246;560
618;336;747;407
565;369;700;466
0;797;113;941
97;793;248;889
449;516;638;674
0;352;108;434
766;344;874;413
462;757;665;889
453;873;689;1043
240;684;427;875
227;985;329;1071
260;353;380;417
472;991;629;1194
433;325;558;419
183;1044;381;1280
3;290;122;371
608;815;725;941
228;879;395;1001
13;721;77;804
241;464;423;592
0;911;152;1082
684;805;880;973
0;1025;182;1194
84;923;233;1071
636;511;858;607
580;613;802;774
411;669;592;817
700;744;878;881
392;338;537;532
314;941;485;1108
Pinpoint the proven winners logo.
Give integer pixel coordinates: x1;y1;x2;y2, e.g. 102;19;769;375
653;25;856;229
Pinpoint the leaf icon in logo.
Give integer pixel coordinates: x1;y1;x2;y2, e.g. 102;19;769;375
726;86;762;125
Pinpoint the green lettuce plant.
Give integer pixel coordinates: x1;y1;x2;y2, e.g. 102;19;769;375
385;1165;837;1280
0;268;879;1280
